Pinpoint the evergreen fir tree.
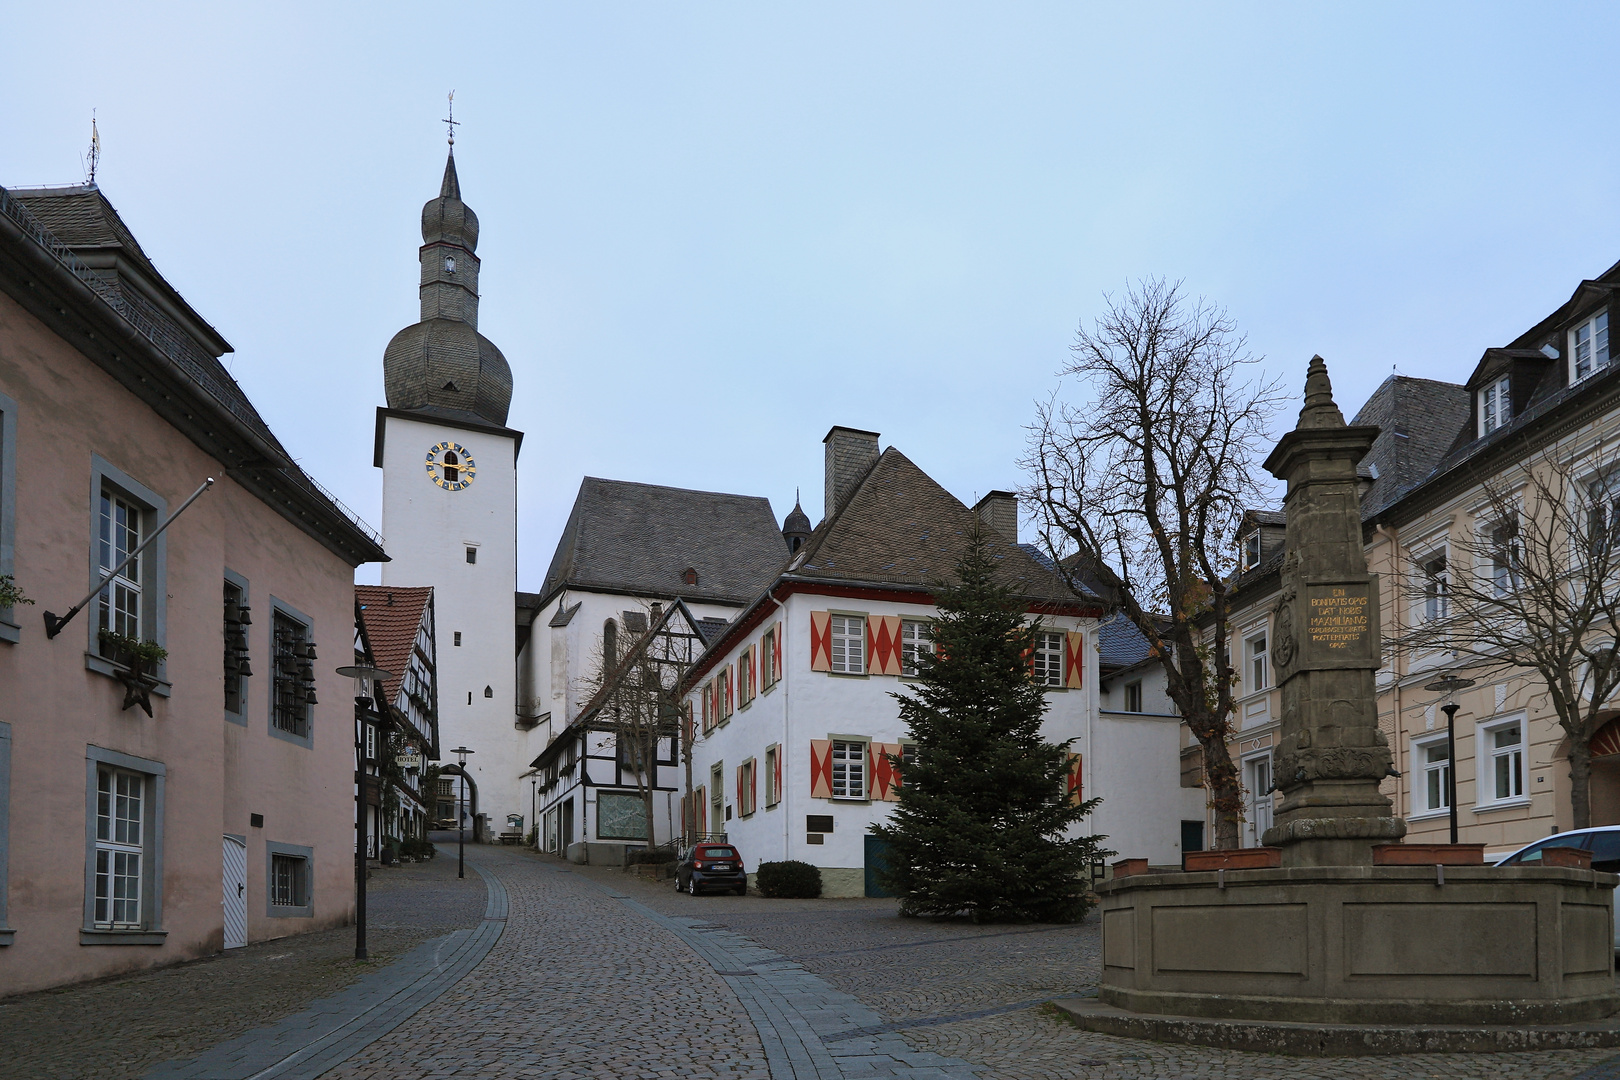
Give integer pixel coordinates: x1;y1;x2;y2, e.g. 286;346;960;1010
871;529;1108;922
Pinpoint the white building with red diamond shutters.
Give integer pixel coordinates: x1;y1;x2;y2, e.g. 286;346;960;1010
678;427;1195;897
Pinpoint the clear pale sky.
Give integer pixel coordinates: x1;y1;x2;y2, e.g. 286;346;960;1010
8;4;1620;588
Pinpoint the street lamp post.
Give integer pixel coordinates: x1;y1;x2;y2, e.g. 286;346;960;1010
1425;672;1477;845
336;664;394;962
452;745;475;879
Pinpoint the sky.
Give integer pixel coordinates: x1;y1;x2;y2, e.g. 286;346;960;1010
8;4;1620;589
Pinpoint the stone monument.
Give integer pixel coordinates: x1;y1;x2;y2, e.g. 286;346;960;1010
1087;358;1619;1031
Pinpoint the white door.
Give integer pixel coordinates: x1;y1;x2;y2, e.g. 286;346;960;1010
1245;756;1274;847
222;835;247;949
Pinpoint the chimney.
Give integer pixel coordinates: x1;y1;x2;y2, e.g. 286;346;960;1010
823;426;880;519
973;490;1018;542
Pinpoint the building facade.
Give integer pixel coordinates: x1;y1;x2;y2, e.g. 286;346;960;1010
354;585;440;853
0;182;384;994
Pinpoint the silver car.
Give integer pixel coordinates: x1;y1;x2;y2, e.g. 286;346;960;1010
1495;826;1620;950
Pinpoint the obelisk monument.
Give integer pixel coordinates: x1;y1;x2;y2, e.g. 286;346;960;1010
1261;356;1404;866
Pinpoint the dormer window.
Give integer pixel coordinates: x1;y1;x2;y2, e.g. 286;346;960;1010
1480;375;1511;436
1572;309;1610;381
1242;531;1261;571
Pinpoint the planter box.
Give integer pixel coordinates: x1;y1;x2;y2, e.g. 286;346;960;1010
1540;846;1593;870
1184;848;1281;872
1371;843;1486;866
1112;858;1149;878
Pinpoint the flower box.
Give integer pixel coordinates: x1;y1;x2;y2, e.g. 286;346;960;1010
1111;858;1150;878
1539;846;1593;870
1371;844;1485;866
1183;848;1282;872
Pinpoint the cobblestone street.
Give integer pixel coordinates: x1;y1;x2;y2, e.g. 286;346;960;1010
9;842;1620;1080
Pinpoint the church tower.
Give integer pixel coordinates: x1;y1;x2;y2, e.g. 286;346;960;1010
376;146;522;835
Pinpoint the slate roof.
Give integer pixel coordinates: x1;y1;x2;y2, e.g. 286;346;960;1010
1097;614;1156;671
355;585;434;738
696;617;731;644
539;477;787;606
789;448;1090;605
1349;375;1472;517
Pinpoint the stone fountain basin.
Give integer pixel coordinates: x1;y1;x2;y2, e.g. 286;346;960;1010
1097;863;1619;1025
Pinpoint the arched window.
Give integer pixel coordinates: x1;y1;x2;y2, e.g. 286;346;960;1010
443;450;460;483
603;619;618;667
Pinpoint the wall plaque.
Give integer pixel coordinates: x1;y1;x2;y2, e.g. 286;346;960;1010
1305;582;1372;659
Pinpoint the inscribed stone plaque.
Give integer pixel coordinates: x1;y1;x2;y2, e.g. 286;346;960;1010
1305;583;1372;659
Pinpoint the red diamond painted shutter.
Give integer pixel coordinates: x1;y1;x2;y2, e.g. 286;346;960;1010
1065;631;1085;689
810;739;832;798
749;645;757;698
810;611;832;671
774;744;783;804
725;666;734;714
869;742;902;801
750;760;757;815
737;765;744;813
773;621;783;682
697;786;707;834
869;616;903;676
1066;753;1084;805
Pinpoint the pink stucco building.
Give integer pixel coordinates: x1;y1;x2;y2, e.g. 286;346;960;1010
0;183;386;995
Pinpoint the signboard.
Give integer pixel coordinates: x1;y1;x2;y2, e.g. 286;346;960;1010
395;752;422;770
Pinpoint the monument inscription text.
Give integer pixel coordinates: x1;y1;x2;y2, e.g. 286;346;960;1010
1306;583;1371;654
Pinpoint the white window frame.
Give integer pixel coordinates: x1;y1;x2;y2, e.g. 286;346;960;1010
900;619;932;677
830;614;865;675
1123;679;1143;713
1572;308;1611;382
82;746;166;944
1242;531;1261;571
1410;733;1452;819
1476;714;1528;809
762;627;779;688
830;738;868;800
740;757;756;816
1418;549;1449;623
1479;375;1512;436
738;646;753;708
764;744;779;807
1246;632;1269;693
1033;630;1064;688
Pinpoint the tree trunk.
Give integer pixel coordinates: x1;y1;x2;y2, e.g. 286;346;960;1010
1200;729;1243;849
1570;739;1593;831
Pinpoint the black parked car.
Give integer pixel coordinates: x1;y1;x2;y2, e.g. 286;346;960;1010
676;842;747;896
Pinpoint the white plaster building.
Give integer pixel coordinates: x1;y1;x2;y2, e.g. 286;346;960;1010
678;428;1193;897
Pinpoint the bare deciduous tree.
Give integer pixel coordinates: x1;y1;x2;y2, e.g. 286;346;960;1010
1022;278;1284;850
1393;445;1620;829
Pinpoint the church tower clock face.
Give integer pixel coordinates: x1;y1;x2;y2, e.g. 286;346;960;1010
425;441;477;491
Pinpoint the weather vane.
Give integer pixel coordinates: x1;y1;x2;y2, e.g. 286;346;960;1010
443;91;459;147
84;111;100;185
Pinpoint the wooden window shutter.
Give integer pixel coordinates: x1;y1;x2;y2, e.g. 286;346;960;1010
771;743;782;804
1066;752;1084;805
810;611;832;671
870;742;902;801
749;759;757;815
1065;631;1085;689
725;665;734;714
737;765;744;812
868;615;903;676
810;739;832;798
773;621;784;681
697;785;707;834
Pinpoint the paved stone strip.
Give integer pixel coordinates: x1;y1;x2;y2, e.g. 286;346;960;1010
606;889;984;1080
821;999;1057;1044
143;863;507;1080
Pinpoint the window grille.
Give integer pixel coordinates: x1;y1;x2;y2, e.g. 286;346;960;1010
224;582;252;713
272;612;316;736
270;853;308;907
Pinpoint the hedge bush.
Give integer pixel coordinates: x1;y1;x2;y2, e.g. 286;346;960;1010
400;837;436;861
755;860;822;898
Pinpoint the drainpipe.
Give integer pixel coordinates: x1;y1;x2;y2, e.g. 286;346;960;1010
1375;523;1403;816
